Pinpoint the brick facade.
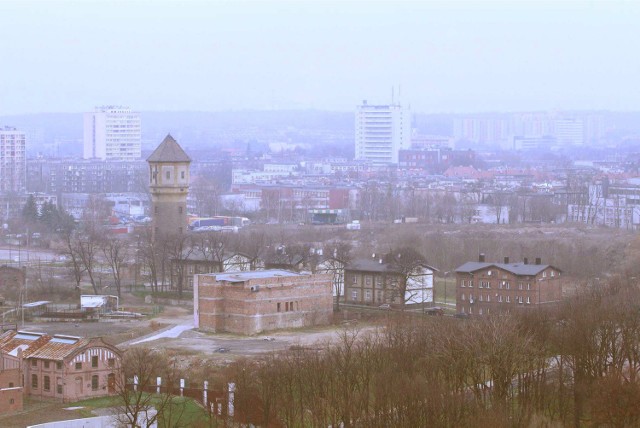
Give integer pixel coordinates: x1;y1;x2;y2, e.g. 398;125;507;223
455;258;563;316
0;368;22;413
195;270;333;335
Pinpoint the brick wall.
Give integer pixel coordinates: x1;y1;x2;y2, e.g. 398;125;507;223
197;273;333;334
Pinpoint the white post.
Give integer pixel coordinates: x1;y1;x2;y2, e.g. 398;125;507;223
156;376;161;394
203;380;208;406
133;375;139;392
180;379;184;397
228;382;235;417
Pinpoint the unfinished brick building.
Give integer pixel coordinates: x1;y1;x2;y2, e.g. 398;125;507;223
194;270;333;335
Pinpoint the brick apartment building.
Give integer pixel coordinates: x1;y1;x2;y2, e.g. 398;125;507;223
194;270;333;335
344;256;436;307
455;255;563;316
0;331;123;402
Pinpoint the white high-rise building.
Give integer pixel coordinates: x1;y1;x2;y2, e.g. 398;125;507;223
0;127;26;193
355;101;410;165
83;106;141;160
554;118;584;146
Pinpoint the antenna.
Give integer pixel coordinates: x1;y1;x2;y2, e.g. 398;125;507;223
391;86;395;105
398;84;402;104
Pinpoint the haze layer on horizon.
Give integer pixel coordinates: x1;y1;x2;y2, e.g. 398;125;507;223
1;0;638;115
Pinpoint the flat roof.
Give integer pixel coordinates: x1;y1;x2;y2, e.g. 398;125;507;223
211;270;301;283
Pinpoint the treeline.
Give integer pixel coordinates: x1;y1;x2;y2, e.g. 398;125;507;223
226;278;640;427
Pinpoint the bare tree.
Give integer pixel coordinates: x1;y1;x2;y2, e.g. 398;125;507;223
101;233;128;298
113;348;187;428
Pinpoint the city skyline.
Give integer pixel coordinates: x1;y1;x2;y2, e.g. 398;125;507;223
1;1;640;115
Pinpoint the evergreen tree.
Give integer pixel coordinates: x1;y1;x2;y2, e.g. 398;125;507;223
21;195;39;224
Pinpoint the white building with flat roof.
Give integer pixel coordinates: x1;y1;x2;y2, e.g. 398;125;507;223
355;101;411;165
0;127;26;193
83;106;141;160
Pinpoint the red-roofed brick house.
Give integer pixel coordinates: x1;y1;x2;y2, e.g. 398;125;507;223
0;331;123;402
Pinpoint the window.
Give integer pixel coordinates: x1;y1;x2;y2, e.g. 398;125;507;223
543;271;547;278
506;296;511;303
487;270;492;276
91;375;99;391
154;206;159;214
461;280;465;288
527;283;531;291
76;362;82;370
479;308;483;315
31;360;37;367
365;276;372;286
290;301;294;311
178;206;183;214
519;283;523;290
468;281;473;288
8;382;13;388
181;171;185;179
165;171;171;180
285;302;289;311
352;275;357;284
505;282;510;290
461;293;465;301
277;303;281;312
486;294;490;302
44;361;50;369
499;282;503;289
526;296;531;304
56;362;62;370
365;290;371;301
499;295;503;302
9;399;14;404
479;294;483;302
31;374;38;389
92;356;98;368
44;376;50;391
57;383;63;394
551;271;555;277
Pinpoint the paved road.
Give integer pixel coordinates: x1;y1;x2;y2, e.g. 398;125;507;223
129;323;194;345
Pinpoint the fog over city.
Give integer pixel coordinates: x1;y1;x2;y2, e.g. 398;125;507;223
3;2;640;427
1;1;639;114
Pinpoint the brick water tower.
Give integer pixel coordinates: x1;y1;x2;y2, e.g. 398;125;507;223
147;134;191;239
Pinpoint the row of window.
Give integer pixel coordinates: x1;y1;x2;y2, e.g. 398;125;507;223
460;293;532;304
31;356;115;369
31;375;65;393
461;280;534;290
276;301;298;312
351;289;385;302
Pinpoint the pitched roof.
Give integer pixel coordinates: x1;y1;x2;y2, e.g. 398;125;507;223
347;258;437;274
455;261;559;276
0;331;121;361
146;134;191;163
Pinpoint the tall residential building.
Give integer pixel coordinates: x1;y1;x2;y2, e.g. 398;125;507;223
83;106;141;160
355;101;411;165
554;118;584;145
147;134;191;239
0;127;26;193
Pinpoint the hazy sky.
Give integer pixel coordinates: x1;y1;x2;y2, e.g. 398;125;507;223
1;0;639;115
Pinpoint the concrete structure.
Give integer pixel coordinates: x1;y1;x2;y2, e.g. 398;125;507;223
83;106;141;160
147;134;191;239
194;270;332;335
0;331;122;402
355;101;411;165
455;255;563;316
0;127;26;193
554;118;584;146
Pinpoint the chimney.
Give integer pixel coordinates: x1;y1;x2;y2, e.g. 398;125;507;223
479;253;485;263
536;257;542;265
504;256;509;264
523;257;528;265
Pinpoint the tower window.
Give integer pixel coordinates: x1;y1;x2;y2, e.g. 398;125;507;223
181;171;185;179
178;206;183;214
166;171;171;180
